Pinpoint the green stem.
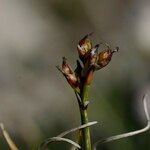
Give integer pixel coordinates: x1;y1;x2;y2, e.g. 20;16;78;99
79;85;92;150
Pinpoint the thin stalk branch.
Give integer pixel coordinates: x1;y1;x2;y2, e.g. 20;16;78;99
58;121;97;137
39;121;97;150
40;137;81;150
0;123;19;150
93;94;150;150
75;91;82;108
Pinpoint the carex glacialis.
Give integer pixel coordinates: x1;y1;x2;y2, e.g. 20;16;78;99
57;33;119;93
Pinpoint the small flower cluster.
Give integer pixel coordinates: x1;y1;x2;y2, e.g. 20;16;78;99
57;33;118;92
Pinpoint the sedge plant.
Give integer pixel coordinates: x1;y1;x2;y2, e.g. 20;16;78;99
0;34;150;150
56;33;119;150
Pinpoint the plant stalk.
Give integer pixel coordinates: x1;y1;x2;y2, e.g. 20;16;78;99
79;84;92;150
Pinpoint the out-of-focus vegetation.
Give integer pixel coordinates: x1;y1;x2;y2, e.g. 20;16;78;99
0;0;149;149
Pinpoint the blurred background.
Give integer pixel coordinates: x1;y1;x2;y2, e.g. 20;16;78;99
0;0;150;149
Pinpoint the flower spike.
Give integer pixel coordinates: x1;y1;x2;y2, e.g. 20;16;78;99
77;33;93;61
61;57;73;75
95;46;119;70
57;57;80;92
